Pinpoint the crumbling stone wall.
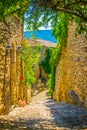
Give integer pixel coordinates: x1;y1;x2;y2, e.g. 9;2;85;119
54;22;87;108
0;16;29;114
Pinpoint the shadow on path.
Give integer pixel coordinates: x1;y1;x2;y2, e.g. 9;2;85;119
45;96;87;129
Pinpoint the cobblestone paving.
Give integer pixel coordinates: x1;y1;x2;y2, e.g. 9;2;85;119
0;90;87;130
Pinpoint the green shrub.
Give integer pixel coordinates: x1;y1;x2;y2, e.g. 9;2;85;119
39;47;52;75
21;42;42;86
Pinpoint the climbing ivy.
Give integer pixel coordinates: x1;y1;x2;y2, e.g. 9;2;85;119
52;13;69;46
47;13;68;95
47;43;62;95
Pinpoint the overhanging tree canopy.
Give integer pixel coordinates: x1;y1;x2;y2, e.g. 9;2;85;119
0;0;87;20
0;0;30;20
25;0;87;32
0;0;87;31
28;0;87;20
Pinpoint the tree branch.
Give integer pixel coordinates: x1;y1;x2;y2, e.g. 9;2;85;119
66;0;87;7
53;7;87;21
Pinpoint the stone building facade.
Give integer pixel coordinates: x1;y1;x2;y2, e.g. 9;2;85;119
0;16;30;114
54;22;87;108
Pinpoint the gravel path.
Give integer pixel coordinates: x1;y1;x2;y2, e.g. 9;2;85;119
0;90;87;130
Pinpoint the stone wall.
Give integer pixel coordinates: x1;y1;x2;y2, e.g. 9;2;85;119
54;22;87;108
0;16;30;114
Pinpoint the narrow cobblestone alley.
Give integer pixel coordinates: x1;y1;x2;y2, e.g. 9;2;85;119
0;90;87;130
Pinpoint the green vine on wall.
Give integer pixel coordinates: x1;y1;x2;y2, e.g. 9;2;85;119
53;13;69;46
47;13;69;95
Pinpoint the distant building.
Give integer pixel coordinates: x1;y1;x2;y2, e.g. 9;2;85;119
25;38;56;48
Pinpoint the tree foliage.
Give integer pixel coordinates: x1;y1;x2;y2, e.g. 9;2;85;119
0;0;30;20
21;42;42;86
25;0;87;32
53;13;69;46
40;47;52;75
0;0;87;32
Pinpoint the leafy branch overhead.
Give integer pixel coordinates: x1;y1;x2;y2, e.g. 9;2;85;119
28;0;87;21
0;0;30;20
25;0;87;33
1;0;87;23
